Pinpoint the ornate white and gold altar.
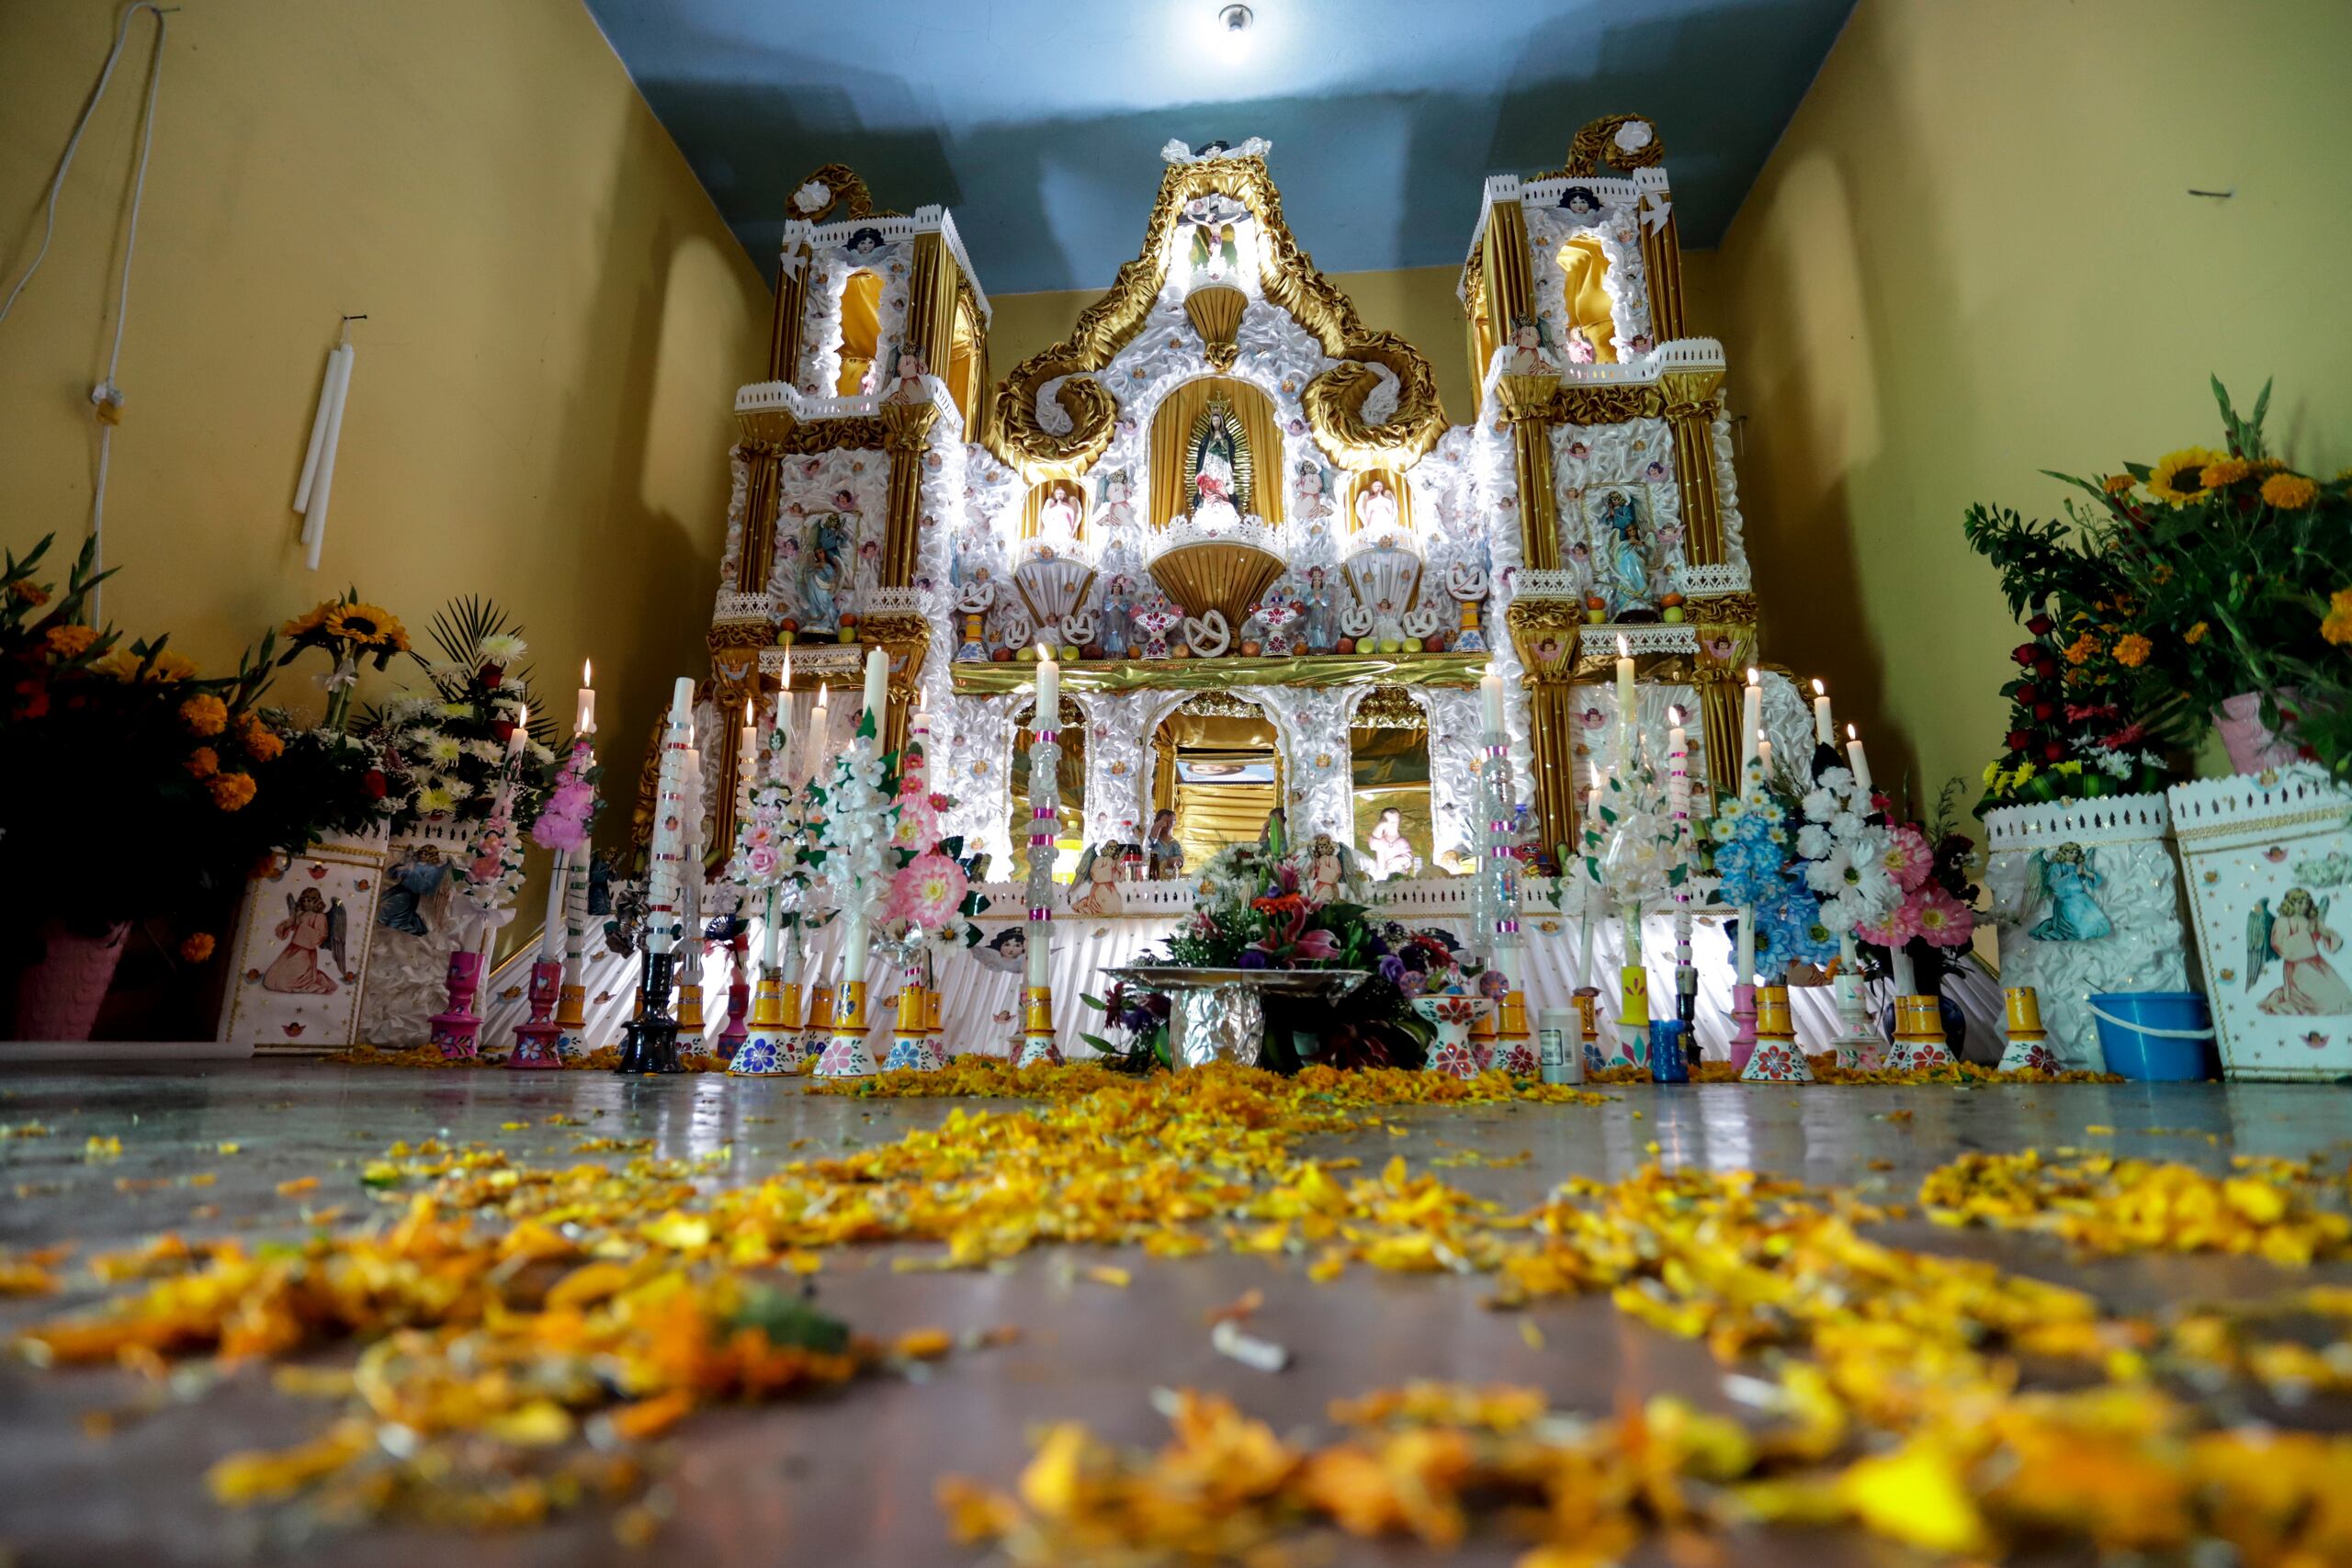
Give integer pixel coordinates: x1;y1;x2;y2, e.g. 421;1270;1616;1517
564;118;1997;1068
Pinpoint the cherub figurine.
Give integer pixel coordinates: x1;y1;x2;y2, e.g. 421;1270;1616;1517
378;843;449;937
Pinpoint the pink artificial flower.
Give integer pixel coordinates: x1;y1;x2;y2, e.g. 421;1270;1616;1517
891;795;939;852
1293;929;1340;962
1858;897;1921;950
747;844;781;879
1911;886;1973;948
891;852;968;929
1881;826;1934;893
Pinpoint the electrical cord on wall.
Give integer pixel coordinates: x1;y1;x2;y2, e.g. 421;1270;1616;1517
0;3;174;624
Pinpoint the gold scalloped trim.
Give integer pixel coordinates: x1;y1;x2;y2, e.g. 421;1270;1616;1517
986;155;1445;479
1538;115;1667;181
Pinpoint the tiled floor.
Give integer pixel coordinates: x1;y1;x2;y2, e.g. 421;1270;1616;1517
2;1063;2346;1565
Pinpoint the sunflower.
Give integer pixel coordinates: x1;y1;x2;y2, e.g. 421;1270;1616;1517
2261;472;2319;510
280;600;337;638
2146;447;2222;506
2099;474;2134;497
324;602;408;650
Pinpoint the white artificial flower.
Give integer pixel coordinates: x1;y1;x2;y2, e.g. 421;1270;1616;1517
1829;811;1866;842
1613;118;1655;153
1709;818;1736;844
1816;766;1855;796
1796;824;1832;860
1806;844;1854;896
439;775;476;802
1801;786;1839;824
415;785;456;816
2096;748;2133;778
424;735;462;764
1817;893;1859;934
465;739;504;764
476;633;527;664
792;180;829;213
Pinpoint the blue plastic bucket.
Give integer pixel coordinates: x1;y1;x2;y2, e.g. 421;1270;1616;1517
2087;991;2218;1081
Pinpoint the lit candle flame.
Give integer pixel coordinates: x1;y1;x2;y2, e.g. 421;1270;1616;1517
1812;677;1826;695
1747;665;1759;686
582;658;592;685
782;647;791;688
1847;722;1858;740
1668;705;1683;726
1617;634;1630;658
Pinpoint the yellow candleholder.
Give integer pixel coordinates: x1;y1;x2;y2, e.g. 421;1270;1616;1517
2004;986;2046;1038
780;979;805;1031
922;988;943;1034
831;979;867;1030
1619;966;1650;1029
813;980;876;1078
1894;994;1943;1041
675;982;705;1032
894;983;926;1032
1572;990;1598;1044
748;973;786;1030
1017;985;1061;1067
554;982;588;1058
1755;984;1796;1043
1497;991;1531;1039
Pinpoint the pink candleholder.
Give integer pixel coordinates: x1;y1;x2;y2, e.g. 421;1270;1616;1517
718;928;752;1059
429;951;484;1058
1727;982;1758;1073
508;959;564;1069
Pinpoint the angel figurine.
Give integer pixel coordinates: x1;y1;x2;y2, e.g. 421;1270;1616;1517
377;843;449;936
264;887;345;994
2249;887;2352;1015
2026;842;2110;942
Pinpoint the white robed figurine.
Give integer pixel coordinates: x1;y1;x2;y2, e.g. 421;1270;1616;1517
1354;478;1399;535
1035;484;1081;552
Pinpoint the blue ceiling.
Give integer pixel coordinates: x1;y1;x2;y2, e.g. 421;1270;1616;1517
584;0;1854;296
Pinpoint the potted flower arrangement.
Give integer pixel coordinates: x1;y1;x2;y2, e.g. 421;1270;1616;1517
1;537;386;1040
1849;782;1981;1056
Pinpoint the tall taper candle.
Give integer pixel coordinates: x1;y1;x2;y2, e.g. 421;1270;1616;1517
1741;668;1761;768
575;659;596;736
1480;660;1506;736
1846;723;1873;795
1035;643;1059;728
860;643;888;726
1811;678;1833;747
736;697;758;820
1613;635;1634;770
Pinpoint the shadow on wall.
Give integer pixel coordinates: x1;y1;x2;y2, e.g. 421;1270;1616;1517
623;0;1851;291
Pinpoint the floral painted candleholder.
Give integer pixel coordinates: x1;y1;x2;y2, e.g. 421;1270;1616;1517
1996;986;2062;1073
1413;993;1494;1078
797;978;836;1063
729;968;807;1076
1016;985;1064;1067
507;959;564;1068
1883;994;1959;1075
815;979;878;1077
1739;983;1812;1082
427;950;483;1058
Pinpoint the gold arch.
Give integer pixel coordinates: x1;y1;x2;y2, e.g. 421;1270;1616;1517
1148;377;1283;527
987;154;1445;480
1343;468;1414;533
834;270;882;395
1555;235;1619;365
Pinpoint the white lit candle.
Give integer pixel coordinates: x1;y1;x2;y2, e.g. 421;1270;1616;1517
737;697;758;818
1846;723;1873;795
1741;667;1761;768
538;843;568;964
1736;911;1756;987
860;644;888;726
1614;634;1634;771
1035;642;1059;726
1757;730;1772;779
575;660;596;736
1811;678;1833;747
1479;660;1506;736
506;701;529;759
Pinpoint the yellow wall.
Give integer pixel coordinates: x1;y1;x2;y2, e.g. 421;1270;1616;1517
0;0;772;835
1713;0;2352;810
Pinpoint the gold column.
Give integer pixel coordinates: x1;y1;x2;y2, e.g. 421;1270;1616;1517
1495;373;1562;572
879;401;940;588
1505;600;1589;868
704;634;766;862
769;243;808;382
1639;205;1687;342
1689;595;1758;795
737;445;781;593
1480;198;1536;346
1661;367;1727;566
902;232;960;379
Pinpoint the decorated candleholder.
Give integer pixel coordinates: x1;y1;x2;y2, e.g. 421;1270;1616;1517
729;966;806;1076
797;977;837;1061
1015;985;1062;1067
1884;994;1959;1075
1740;982;1812;1082
616;948;684;1073
1413;993;1493;1078
428;949;484;1058
1727;982;1759;1073
1828;956;1881;1070
1996;986;2061;1074
553;980;590;1059
1572;987;1609;1077
1618;964;1650;1041
507;959;565;1068
1489;991;1538;1076
815;977;878;1077
882;950;945;1072
676;980;706;1037
718;924;752;1057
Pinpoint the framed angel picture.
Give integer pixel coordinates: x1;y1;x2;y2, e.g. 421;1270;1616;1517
216;828;387;1052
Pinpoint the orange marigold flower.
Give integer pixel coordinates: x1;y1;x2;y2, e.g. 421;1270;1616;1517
209;772;257;811
238;717;285;762
185;747;220;779
2185;621;2210;645
9;581;51;605
2323;589;2352;648
2063;632;2101;666
2199;457;2254;488
178;933;216;964
43;624;98;660
2100;474;2133;496
2261;472;2320;510
179;694;229;736
2113;633;2154;668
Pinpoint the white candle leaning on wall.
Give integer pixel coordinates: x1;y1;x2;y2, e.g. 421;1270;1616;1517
1741;667;1761;767
1846;723;1872;795
1812;678;1834;747
298;342;356;572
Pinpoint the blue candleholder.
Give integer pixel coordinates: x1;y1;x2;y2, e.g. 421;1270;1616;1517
1646;1020;1690;1084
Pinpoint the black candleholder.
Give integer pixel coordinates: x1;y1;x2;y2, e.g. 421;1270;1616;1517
616;947;684;1074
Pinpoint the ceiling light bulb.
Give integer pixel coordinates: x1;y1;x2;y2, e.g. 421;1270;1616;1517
1216;4;1254;57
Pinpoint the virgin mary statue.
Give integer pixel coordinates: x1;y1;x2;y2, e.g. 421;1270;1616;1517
1190;416;1243;529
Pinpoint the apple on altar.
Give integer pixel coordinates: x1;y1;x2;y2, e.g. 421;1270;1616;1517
1335;637;1355;654
1059;643;1080;660
990;647;1012;662
1081;643;1104;660
1240;640;1261;657
1402;637;1423;653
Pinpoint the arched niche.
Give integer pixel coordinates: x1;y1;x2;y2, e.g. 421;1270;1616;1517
1020;477;1088;546
833;269;883;395
1553;235;1618;365
1148;376;1283;526
1148;692;1284;872
1343;468;1413;535
1007;694;1087;882
947;293;984;432
1347;684;1436;879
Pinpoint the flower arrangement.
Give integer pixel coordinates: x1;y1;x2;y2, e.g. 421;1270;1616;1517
277;590;408;732
0;536;392;1010
529;739;602;856
1792;761;1892;942
1705;761;1836;978
1971;377;2352;781
1849;781;1981;994
358;598;554;833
